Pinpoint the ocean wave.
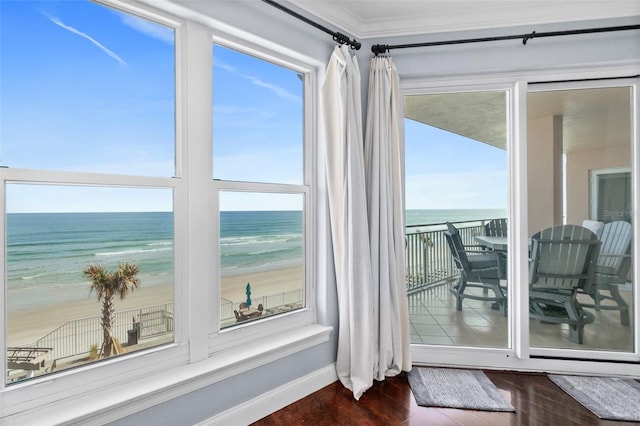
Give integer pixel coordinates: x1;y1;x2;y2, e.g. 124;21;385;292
220;234;302;246
19;273;48;280
95;247;173;256
220;258;303;277
220;246;302;257
17;270;78;280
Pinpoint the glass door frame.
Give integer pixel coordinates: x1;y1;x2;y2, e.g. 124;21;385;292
404;73;640;375
527;79;638;362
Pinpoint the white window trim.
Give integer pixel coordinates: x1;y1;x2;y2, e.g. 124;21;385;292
1;1;332;423
207;35;319;352
3;325;331;425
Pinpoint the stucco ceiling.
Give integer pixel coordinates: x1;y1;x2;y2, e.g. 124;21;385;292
404;87;632;154
285;0;640;39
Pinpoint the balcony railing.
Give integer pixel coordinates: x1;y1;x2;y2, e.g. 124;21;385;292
405;218;503;294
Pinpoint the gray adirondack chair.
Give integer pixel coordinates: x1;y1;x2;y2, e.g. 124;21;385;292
529;225;601;344
445;222;507;315
581;220;632;326
485;218;508;237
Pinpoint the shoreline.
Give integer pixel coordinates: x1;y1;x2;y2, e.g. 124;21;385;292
7;265;303;347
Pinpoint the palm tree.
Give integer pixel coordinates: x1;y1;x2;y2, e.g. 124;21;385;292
84;262;140;358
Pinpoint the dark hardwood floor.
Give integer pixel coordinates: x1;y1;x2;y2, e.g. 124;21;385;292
253;370;638;425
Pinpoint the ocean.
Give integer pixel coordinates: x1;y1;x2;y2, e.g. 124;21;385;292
405;208;506;227
6;211;303;310
6;209;503;310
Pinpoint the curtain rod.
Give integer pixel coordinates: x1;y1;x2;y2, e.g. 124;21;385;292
371;24;640;56
262;0;361;50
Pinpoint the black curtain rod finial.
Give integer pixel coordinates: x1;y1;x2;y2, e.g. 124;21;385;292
332;32;361;50
371;44;389;56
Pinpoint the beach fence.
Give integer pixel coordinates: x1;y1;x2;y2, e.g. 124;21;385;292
33;303;173;362
220;289;303;324
405;219;499;293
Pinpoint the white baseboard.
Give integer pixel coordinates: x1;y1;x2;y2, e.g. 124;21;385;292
200;363;338;426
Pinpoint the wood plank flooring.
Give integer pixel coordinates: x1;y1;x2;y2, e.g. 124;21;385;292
253;370;637;425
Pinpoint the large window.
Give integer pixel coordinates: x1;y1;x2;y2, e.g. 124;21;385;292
1;0;320;421
212;44;308;328
1;1;176;384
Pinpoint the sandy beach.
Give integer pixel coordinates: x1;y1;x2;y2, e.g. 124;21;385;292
7;265;303;346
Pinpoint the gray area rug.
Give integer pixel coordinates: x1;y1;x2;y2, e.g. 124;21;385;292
549;375;640;422
407;367;515;412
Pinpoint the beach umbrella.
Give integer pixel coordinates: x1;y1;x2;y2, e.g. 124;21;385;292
245;282;252;307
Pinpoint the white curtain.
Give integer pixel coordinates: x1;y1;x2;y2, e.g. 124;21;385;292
364;55;411;379
321;45;374;400
322;46;411;400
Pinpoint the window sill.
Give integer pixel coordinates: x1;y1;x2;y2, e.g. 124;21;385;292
2;324;333;426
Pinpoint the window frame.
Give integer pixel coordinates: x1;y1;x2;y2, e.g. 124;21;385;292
208;36;317;351
0;0;188;414
590;166;632;221
1;1;329;421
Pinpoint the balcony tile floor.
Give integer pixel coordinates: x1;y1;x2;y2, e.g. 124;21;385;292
408;281;634;352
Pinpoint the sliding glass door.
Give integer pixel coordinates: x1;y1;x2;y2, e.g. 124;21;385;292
405;78;639;369
527;83;635;358
403;88;510;349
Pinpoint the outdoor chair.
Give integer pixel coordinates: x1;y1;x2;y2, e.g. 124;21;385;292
234;309;248;322
485;218;508;237
580;220;632;326
445;222;507;315
529;225;601;344
581;219;604;237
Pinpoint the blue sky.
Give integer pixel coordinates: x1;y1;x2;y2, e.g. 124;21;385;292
1;1;175;178
1;0;504;213
0;0;303;212
404;119;507;210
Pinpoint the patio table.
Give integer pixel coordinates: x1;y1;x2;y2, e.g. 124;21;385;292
239;307;262;319
475;235;508;252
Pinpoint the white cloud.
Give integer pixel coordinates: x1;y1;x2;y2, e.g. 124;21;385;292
214;59;301;103
214;61;236;73
119;14;174;45
42;12;127;65
240;73;301;103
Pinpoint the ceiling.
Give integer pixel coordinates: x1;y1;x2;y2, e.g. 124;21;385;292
282;1;637;154
286;0;640;39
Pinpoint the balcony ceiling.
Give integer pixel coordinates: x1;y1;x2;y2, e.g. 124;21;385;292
404;87;632;153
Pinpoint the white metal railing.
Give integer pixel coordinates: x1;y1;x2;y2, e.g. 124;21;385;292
33;303;173;361
220;289;303;324
405;219;503;293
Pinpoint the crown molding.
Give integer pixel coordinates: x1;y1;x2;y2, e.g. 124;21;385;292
285;1;640;39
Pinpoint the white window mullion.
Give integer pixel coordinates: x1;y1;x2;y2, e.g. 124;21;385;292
184;20;214;364
512;79;530;360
